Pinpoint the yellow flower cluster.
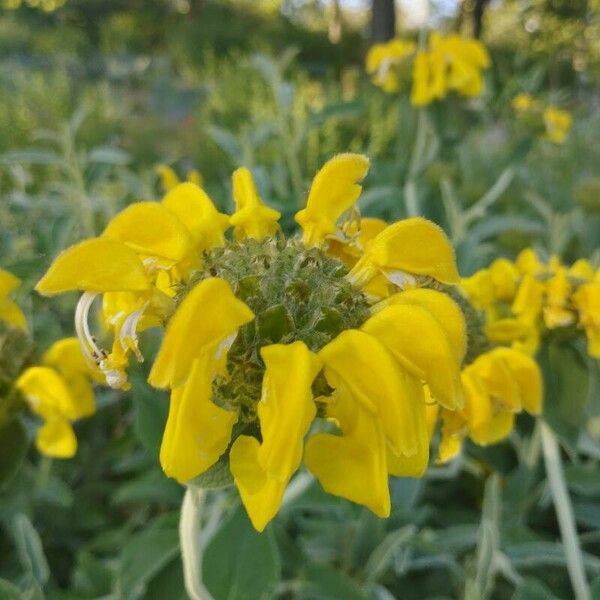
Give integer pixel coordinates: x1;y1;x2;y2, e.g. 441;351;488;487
461;249;599;359
2;0;66;11
437;347;542;462
411;32;490;106
36;154;472;530
366;33;490;106
0;269;27;331
366;39;416;94
512;93;572;144
17;339;97;458
1;269;96;457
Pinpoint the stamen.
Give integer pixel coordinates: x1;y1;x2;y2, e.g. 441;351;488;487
215;332;238;360
385;271;417;290
75;292;103;365
118;304;148;362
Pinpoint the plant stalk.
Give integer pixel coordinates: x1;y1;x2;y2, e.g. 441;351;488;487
179;487;214;600
541;421;591;600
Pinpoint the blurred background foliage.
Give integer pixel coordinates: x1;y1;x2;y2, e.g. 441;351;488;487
0;1;599;599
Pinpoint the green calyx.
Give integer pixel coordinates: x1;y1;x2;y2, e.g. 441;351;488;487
180;236;370;422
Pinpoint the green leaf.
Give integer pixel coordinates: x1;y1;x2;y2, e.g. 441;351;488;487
364;525;415;583
9;513;50;586
573;501;600;529
512;578;560;600
0;578;22;600
71;550;115;597
565;465;600;497
131;376;169;457
116;512;180;600
203;505;281;600
87;146;130;165
143;557;187;600
0;418;28;486
111;468;183;507
506;541;600;573
300;562;368;600
540;342;590;449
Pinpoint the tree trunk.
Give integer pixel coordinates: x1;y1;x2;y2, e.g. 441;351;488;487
370;0;395;44
473;0;490;39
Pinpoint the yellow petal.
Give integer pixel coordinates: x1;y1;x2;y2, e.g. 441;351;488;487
512;275;545;320
230;167;280;241
485;318;530;344
349;217;459;287
256;342;321;480
437;408;465;463
489;258;519;300
516;248;542;275
36;418;77;458
229;342;320;531
469;410;515;446
295;154;370;246
102;202;193;264
0;299;27;330
386;442;428;478
569;259;594;281
460;269;494;310
229;436;286;532
162;182;230;251
471;351;521;413
490;348;542;415
156;164;181;192
0;268;21;297
160;354;237;483
380;289;466;366
35;238;150;295
16;366;78;421
304;392;390;517
148;277;254;389
319;329;426;458
361;305;463;410
411;52;433;106
42;338;96;419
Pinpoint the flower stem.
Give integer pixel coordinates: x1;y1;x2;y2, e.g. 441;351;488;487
540;422;591;600
179;487;214;600
404;108;428;217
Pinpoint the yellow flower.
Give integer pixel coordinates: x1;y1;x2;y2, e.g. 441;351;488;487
230;342;321;531
411;33;490;106
348;217;460;289
0;268;27;330
512;93;538;113
543;107;572;144
463;249;598;359
295;153;370;247
35;187;231;389
230;167;280;241
38;153;466;530
366;39;416;93
573;281;600;358
438;347;542;461
544;267;575;328
16;339;97;458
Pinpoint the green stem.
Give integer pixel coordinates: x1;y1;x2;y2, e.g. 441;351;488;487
462;166;515;227
404;108;428;217
540;422;591;600
179;487;214;600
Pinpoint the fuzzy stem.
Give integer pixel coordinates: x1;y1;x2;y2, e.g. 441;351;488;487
404;108;428;217
541;422;591;600
179;487;214;600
